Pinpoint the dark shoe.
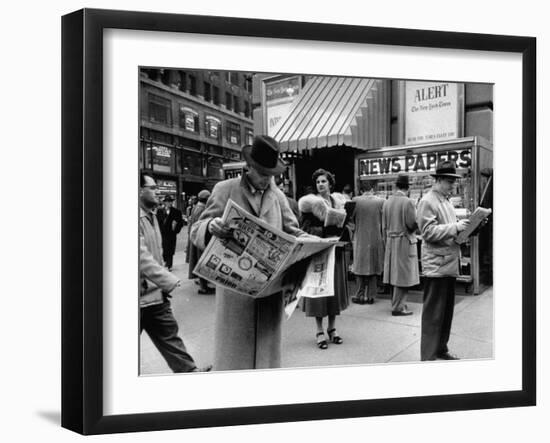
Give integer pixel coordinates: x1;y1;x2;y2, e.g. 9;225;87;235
436;352;460;360
351;296;365;304
365;298;375;305
327;328;343;344
392;309;413;316
316;332;328;349
192;364;213;372
198;287;215;294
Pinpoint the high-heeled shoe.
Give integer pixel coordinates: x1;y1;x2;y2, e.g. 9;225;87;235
327;328;343;344
316;332;328;349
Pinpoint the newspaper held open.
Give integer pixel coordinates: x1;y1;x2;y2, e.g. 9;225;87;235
193;200;338;298
455;206;492;244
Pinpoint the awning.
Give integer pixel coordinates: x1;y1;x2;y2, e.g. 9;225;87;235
274;76;389;152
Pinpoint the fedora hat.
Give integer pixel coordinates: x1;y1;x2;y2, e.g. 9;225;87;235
431;160;462;179
242;135;286;175
197;189;211;200
395;173;410;188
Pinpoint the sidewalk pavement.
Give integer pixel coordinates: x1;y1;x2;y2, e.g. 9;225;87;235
141;235;493;374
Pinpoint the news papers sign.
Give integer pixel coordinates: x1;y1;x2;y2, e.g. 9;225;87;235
405;81;462;144
358;149;471;177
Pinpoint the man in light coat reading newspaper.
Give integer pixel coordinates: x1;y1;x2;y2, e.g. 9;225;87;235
191;136;307;370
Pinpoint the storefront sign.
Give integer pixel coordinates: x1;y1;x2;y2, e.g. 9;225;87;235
405;81;462;144
157;179;177;201
358;149;471;177
152;145;173;173
264;76;301;136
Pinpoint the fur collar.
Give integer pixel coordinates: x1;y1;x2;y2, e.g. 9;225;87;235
298;193;346;221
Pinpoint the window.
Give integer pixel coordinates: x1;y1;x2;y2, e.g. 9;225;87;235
233;95;240;114
178;71;186;92
225;92;232;110
205;116;222;140
207;156;225;179
213;86;220;105
179;106;199;133
159;69;170;86
150;130;172;144
203;81;211;101
207;144;223;156
189;75;197;96
182;151;203;177
148;94;171;125
244;100;251;118
227;122;241;145
245;129;254;145
245;76;253;93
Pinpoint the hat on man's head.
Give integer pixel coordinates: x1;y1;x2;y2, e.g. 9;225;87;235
431;160;462;179
242;135;286;176
163;194;175;202
197;189;211;200
395;173;410;188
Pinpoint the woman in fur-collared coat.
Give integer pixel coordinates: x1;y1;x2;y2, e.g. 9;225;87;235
299;169;350;350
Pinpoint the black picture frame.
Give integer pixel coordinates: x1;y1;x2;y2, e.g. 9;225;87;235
61;8;536;435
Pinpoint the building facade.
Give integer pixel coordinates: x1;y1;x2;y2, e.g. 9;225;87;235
139;68;255;209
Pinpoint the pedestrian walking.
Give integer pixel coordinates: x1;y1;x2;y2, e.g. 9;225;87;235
382;173;419;316
187;189;214;294
351;182;385;305
417;161;469;360
156;194;184;271
139;173;211;373
191;135;307;370
298;168;349;350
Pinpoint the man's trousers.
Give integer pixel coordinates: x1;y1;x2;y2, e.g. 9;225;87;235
140;299;197;372
421;277;456;361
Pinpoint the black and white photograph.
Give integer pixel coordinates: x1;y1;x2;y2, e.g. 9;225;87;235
138;68;494;375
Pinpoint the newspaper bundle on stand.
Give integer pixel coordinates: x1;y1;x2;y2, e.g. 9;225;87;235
455;206;492;244
193;200;339;300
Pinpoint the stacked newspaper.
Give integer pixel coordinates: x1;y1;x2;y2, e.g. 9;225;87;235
193;200;339;303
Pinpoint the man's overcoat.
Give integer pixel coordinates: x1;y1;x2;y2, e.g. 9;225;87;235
382;191;420;287
351;194;385;276
191;176;304;370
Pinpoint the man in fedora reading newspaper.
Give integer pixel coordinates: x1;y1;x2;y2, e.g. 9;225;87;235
191;135;308;371
417;160;471;361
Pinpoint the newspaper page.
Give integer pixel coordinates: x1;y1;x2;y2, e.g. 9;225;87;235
455;207;492;244
193;200;336;298
283;245;337;319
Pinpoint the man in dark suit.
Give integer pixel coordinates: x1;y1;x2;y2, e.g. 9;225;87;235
156;195;184;271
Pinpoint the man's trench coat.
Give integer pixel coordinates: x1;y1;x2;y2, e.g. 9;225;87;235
191;176;305;370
